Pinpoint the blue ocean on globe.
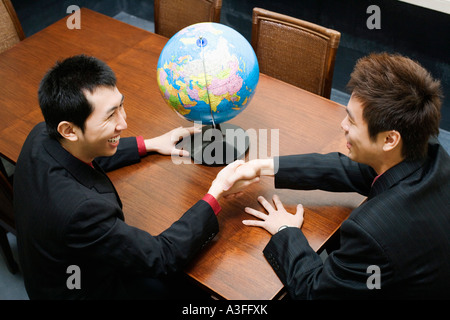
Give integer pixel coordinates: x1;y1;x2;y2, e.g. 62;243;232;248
157;22;259;125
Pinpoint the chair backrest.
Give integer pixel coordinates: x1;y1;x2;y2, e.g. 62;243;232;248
0;0;25;54
0;166;14;234
154;0;222;39
251;7;341;99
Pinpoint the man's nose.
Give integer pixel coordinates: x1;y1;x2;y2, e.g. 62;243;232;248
117;111;127;131
341;117;349;132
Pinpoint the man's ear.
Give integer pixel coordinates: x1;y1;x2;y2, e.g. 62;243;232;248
57;121;79;142
382;130;401;152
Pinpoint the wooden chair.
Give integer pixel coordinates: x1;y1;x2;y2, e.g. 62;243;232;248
0;160;18;274
251;7;341;99
154;0;222;39
0;0;25;53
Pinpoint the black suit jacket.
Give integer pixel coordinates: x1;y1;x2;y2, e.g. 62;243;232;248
14;122;219;299
264;142;450;299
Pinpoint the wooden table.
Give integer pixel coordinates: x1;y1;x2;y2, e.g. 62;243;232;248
0;8;364;299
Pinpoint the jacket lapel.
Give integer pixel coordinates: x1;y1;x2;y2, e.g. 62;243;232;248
368;158;425;199
42;137;123;209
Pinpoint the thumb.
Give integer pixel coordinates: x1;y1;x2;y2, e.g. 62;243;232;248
296;204;304;216
222;160;244;190
223;173;236;191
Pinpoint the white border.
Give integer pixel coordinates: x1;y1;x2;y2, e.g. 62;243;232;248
398;0;450;14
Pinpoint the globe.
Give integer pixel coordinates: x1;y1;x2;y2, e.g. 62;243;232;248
156;22;260;165
157;22;259;125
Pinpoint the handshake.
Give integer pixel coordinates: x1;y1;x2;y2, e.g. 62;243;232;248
152;127;303;235
207;159;304;235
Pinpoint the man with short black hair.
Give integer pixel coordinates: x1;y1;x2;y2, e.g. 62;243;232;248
14;55;253;299
225;52;450;299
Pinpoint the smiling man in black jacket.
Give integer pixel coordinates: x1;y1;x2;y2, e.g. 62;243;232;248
225;52;450;299
13;55;253;299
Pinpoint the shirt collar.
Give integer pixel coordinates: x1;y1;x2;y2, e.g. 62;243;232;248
368;158;426;199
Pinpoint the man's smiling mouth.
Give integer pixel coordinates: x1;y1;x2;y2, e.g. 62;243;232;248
108;135;120;143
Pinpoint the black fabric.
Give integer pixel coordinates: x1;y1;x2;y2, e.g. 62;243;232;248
14;122;219;299
265;143;450;299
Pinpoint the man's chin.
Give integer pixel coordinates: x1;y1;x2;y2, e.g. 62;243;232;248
347;150;355;160
102;145;119;157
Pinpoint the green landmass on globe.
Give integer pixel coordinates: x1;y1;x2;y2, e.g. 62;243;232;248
157;22;259;125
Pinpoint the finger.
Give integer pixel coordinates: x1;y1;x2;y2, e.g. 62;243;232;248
257;196;274;214
222;161;245;182
222;160;244;173
172;148;190;157
250;177;260;184
272;194;285;211
193;126;202;134
175;126;198;139
223;191;242;200
238;177;260;188
232;191;244;198
244;207;267;220
296;203;304;216
222;161;245;190
183;126;199;135
223;193;234;200
230;159;245;169
235;191;244;198
242;219;265;228
223;173;239;191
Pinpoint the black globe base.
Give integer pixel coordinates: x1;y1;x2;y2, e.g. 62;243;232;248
179;123;250;166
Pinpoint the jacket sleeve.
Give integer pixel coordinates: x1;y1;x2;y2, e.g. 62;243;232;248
274;152;377;196
64;197;219;277
263;218;392;299
95;137;141;172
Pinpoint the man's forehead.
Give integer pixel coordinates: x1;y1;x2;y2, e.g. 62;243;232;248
347;95;364;116
83;85;118;97
83;86;122;107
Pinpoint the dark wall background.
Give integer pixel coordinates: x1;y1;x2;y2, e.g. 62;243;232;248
12;0;450;129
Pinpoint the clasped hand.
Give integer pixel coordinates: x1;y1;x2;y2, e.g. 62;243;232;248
144;126;200;157
148;127;304;235
218;160;305;235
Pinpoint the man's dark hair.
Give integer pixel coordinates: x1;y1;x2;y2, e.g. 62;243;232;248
347;52;442;160
38;55;117;140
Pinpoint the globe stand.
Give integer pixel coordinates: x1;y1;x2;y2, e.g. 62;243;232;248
179;123;249;166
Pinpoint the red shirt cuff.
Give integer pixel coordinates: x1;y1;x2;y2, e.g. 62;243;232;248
202;194;221;216
136;136;147;157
